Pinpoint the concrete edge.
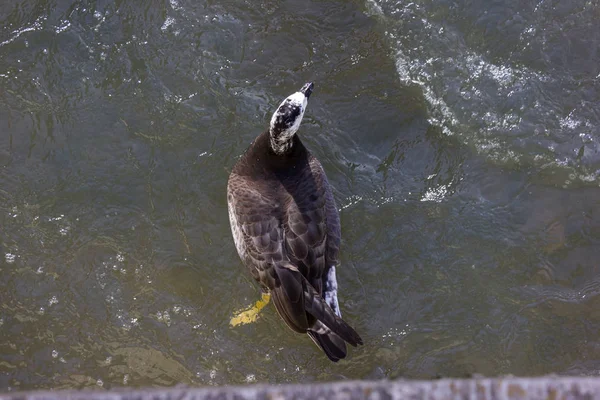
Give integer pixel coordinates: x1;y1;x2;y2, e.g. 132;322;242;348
2;376;600;400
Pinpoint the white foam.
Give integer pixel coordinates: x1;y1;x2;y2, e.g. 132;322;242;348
161;16;176;32
365;0;384;16
0;16;46;47
340;195;363;211
560;112;582;130
5;253;16;263
420;184;448;203
54;20;71;34
377;0;600;185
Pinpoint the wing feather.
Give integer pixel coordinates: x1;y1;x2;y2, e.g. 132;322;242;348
227;174;282;286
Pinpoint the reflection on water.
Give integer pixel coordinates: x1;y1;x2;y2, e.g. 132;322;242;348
2;0;600;390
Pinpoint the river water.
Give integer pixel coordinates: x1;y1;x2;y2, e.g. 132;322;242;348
1;0;600;390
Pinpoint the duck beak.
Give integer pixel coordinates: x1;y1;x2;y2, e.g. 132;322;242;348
300;82;314;99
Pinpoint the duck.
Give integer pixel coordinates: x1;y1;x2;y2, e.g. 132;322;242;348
227;82;363;361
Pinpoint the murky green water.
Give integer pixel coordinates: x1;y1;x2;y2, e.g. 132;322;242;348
2;0;600;390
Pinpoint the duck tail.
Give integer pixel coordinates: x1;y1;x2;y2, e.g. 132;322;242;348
307;323;347;362
301;273;363;347
271;263;363;353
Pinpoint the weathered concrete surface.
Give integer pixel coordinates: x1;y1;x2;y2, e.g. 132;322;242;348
2;377;600;400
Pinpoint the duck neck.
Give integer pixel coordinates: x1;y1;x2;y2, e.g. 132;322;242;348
269;128;295;155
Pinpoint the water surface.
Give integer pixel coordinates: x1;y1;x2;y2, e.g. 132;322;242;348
2;0;600;390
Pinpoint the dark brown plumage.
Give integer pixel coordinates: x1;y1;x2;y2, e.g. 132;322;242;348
227;83;363;361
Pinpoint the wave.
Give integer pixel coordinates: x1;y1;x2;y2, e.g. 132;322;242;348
369;0;600;187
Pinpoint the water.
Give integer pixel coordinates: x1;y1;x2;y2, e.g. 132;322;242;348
1;0;600;390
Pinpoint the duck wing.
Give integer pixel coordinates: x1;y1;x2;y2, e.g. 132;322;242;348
316;157;342;268
282;157;332;283
227;175;285;284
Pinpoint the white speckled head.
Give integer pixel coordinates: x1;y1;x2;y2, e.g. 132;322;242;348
269;82;314;154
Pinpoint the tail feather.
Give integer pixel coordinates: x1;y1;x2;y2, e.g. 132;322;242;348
302;277;363;346
308;323;347;362
270;263;363;359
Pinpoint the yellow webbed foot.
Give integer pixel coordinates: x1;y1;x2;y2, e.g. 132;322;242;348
229;292;271;327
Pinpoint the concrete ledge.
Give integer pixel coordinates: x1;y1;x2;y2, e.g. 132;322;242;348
2;377;600;400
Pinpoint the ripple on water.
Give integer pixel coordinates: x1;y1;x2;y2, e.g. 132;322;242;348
375;0;600;186
2;0;600;387
0;15;47;47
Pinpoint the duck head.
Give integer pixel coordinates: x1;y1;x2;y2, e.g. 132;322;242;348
269;82;314;154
